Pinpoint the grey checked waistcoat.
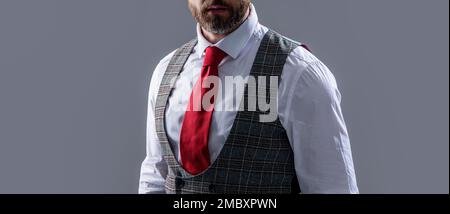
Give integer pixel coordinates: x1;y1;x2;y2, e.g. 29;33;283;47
155;29;305;194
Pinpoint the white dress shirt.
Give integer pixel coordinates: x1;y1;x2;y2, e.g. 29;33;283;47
139;4;358;194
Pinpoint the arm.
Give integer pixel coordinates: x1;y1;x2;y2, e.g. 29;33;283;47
279;50;359;194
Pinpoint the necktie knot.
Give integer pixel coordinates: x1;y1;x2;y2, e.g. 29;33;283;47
203;46;227;66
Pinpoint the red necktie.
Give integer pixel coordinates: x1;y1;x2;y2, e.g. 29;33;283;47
179;46;227;175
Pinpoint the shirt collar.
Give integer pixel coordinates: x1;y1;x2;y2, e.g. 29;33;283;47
196;3;259;59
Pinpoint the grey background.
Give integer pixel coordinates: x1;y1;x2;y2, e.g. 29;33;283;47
0;0;448;194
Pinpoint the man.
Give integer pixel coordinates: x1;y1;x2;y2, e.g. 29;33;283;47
139;0;359;194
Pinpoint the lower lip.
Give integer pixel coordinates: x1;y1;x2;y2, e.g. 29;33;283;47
207;9;228;15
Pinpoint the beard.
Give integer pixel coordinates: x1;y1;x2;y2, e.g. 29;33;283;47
191;0;250;35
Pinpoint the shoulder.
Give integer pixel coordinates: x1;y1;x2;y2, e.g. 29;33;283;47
147;49;177;102
280;33;322;68
149;49;177;88
272;32;327;72
148;39;197;96
154;38;198;71
155;49;177;70
279;37;340;102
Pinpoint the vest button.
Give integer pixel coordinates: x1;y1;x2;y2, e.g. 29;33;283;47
208;184;216;193
175;178;185;189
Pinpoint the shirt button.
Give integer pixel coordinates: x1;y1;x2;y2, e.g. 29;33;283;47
175;178;185;189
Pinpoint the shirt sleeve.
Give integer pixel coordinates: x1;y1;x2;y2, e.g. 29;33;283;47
138;53;175;194
278;47;359;194
138;97;167;194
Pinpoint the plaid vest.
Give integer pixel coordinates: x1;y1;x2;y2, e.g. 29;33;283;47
155;30;303;194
